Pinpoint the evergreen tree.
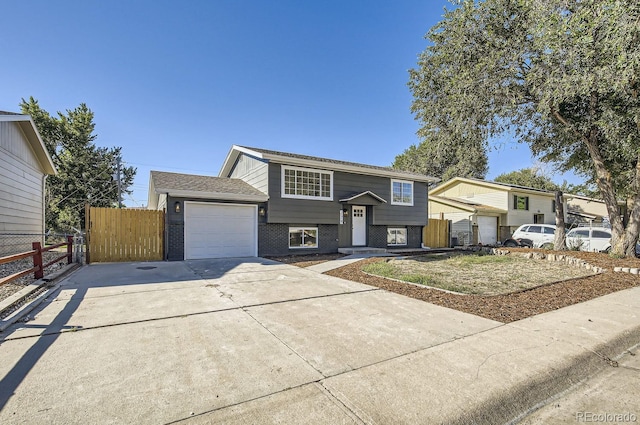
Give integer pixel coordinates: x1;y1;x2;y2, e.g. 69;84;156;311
20;97;136;231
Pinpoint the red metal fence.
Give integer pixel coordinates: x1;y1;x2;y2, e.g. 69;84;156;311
0;236;73;287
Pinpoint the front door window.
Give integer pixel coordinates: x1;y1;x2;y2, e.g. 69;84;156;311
352;206;366;246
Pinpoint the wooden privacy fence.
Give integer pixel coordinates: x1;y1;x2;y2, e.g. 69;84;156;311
86;207;164;263
423;218;451;248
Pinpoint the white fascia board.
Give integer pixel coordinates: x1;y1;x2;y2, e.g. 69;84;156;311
218;145;266;177
430;196;477;213
158;189;269;203
339;191;387;203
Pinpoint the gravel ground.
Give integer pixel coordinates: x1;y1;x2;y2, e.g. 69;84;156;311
315;248;640;323
0;251;69;303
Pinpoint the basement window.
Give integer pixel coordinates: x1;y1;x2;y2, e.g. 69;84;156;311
289;227;318;248
387;228;407;246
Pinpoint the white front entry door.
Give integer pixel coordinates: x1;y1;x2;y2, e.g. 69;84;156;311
352;205;366;246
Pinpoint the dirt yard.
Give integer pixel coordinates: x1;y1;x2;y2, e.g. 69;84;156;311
361;252;595;295
276;249;640;323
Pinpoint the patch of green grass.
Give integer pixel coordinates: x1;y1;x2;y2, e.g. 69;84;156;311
362;261;441;287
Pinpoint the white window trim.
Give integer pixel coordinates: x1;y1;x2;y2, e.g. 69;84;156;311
390;179;414;206
281;165;333;201
289;227;319;249
387;227;408;246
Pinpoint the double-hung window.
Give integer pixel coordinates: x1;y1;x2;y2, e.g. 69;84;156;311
282;166;333;200
391;179;413;206
513;195;529;210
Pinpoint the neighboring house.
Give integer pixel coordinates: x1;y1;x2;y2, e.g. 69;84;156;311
566;194;624;226
0;112;56;254
148;145;437;260
428;177;565;245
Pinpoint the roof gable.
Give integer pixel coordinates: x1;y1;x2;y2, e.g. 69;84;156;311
219;145;438;183
430;195;507;213
430;177;556;198
0;112;56;175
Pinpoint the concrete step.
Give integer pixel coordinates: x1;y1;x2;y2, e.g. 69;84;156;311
338;247;387;255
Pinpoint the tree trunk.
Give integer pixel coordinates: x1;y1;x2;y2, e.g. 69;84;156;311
582;131;627;256
554;191;566;250
622;158;640;257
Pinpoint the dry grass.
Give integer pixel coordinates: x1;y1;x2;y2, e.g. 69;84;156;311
363;252;595;295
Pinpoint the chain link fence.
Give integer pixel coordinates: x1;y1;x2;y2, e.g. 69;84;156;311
0;233;83;256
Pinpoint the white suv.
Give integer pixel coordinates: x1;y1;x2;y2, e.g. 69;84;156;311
505;224;556;248
565;227;612;252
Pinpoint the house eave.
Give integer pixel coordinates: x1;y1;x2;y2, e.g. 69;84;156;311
339;191;387;204
430;177;556;197
1;114;56;175
430;196;477;213
221;145;438;183
155;188;269;203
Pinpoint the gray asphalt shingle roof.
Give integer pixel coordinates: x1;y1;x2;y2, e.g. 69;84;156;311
150;171;266;197
239;146;436;180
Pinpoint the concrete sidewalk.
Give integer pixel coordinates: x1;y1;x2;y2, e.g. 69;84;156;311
0;258;638;424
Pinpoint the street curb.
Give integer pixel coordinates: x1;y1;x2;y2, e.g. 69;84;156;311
454;312;640;424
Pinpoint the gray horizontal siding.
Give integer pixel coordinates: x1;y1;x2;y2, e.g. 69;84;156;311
228;154;269;195
265;164;428;226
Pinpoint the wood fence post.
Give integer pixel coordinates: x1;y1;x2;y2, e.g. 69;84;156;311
67;235;74;264
32;242;44;279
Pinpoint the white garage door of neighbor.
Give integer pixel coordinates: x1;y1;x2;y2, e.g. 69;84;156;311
184;202;257;259
477;216;498;245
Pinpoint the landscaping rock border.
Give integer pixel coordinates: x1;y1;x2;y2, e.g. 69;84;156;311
490;248;606;274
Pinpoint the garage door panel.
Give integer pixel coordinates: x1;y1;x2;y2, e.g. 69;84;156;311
477;216;497;245
185;203;257;259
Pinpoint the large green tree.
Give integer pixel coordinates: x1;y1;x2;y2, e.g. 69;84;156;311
392;135;488;181
20;97;136;232
494;168;560;191
409;0;640;257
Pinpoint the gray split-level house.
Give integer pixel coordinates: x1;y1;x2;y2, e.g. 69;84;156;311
148;145;438;260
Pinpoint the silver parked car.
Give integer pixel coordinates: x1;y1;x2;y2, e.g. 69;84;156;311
503;224;556;248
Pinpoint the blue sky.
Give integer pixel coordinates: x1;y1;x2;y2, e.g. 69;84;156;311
1;1;576;207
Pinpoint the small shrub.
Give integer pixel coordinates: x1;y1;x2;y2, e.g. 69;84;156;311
567;238;584;251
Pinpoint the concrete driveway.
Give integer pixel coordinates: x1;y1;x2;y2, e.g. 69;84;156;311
0;258;638;424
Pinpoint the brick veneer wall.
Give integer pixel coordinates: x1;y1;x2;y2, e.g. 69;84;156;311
259;223;339;256
369;226;388;248
407;225;423;248
369;225;423;249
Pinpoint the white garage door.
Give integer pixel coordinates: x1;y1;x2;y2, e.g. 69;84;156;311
477;216;498;245
184;202;257;259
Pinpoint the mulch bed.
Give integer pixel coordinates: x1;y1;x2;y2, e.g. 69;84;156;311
323;249;640;323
